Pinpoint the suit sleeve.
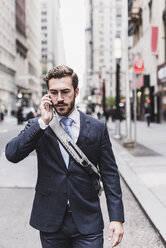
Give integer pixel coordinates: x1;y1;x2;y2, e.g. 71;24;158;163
5;118;45;163
99;123;124;223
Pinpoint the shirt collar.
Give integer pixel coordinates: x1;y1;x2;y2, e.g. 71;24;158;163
55;108;79;124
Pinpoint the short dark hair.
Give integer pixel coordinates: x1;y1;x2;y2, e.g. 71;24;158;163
45;65;79;90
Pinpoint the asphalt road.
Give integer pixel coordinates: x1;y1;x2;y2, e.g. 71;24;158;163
0;119;165;247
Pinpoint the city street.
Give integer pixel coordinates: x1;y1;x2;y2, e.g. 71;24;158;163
1;1;166;247
0;117;165;247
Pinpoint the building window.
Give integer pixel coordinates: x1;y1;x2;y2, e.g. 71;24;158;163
42;40;47;44
116;30;121;37
42;55;47;60
116;7;122;17
41;11;47;15
116;22;121;27
15;0;26;36
41;18;47;23
41;26;47;30
16;39;27;58
42;47;47;52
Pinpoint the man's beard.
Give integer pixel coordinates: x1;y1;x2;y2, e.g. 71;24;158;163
54;97;76;117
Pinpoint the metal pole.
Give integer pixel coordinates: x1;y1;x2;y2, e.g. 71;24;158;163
134;73;137;143
102;79;106;118
116;61;120;119
114;60;121;139
123;0;134;147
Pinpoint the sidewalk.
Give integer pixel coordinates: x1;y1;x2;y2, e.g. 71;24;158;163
108;119;166;244
0;115;17;131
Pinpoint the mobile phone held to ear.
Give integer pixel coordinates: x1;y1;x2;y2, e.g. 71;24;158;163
48;99;53;112
46;96;52;111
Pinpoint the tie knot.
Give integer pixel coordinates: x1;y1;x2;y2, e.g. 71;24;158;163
60;118;73;127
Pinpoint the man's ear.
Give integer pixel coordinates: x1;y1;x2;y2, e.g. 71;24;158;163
75;88;79;97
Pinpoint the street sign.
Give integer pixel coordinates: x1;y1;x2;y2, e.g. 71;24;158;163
134;60;144;73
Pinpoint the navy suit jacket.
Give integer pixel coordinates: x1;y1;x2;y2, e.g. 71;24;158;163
5;111;124;234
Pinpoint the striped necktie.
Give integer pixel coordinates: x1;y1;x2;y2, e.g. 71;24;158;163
60;118;74;139
59;118;74;167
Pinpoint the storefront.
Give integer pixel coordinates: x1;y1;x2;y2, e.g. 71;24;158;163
131;74;154;121
157;63;166;122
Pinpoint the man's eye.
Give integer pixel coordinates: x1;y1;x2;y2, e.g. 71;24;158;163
63;90;70;94
50;91;57;95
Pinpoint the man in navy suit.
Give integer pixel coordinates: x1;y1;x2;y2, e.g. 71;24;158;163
5;66;124;248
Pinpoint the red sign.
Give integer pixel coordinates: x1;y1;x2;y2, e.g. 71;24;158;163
151;27;158;55
134;60;144;73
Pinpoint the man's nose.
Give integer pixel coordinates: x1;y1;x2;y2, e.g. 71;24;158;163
57;92;63;101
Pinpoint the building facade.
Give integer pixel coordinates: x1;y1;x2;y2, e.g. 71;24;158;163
0;0;16;115
84;0;127;111
25;0;41;107
15;0;41;109
129;0;166;122
40;0;65;95
0;0;41;116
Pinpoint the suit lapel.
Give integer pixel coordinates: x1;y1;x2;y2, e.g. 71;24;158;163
47;126;68;171
76;111;91;147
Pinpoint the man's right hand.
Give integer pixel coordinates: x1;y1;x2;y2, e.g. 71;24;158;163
39;94;53;125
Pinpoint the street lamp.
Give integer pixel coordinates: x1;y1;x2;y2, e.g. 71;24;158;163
114;38;122;139
101;66;106;118
123;0;134;147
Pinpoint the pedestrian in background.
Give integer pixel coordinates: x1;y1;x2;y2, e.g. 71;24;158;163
85;105;92;115
95;104;103;120
144;101;151;127
5;65;124;248
16;107;23;125
0;104;5;123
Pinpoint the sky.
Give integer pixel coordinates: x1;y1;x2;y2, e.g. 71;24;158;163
60;0;86;92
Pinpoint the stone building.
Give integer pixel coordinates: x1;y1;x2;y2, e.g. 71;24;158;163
129;0;166;122
40;0;65;95
84;0;127;111
15;0;41;109
0;0;16;115
0;0;41;115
